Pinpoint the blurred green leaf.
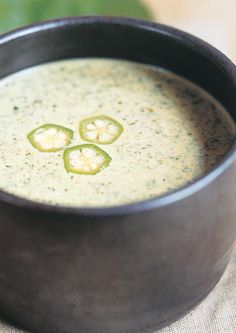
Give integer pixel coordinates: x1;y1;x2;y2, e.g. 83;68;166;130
0;0;152;33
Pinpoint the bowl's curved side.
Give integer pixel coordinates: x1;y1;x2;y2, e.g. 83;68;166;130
0;160;235;333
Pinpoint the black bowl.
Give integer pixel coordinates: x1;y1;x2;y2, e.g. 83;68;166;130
0;16;235;333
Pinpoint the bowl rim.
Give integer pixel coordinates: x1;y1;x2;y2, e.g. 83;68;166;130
0;15;235;217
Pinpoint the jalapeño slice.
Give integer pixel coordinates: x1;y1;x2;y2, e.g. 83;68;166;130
27;124;73;152
79;115;123;144
63;144;111;175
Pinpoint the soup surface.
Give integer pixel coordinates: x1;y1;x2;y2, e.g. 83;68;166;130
0;59;235;207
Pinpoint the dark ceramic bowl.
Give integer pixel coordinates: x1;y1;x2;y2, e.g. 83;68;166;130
0;16;235;333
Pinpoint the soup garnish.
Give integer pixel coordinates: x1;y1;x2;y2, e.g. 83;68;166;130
79;115;124;145
27;124;73;152
63;144;111;175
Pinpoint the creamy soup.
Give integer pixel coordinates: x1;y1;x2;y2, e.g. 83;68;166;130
0;59;235;207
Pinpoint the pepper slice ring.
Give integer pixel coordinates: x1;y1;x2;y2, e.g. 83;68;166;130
63;144;111;175
27;124;73;152
79;115;124;144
